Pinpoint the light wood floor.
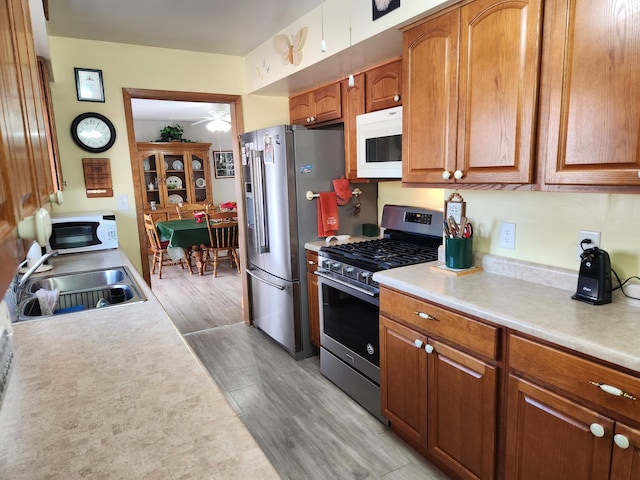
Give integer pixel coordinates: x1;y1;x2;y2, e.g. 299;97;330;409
150;261;450;480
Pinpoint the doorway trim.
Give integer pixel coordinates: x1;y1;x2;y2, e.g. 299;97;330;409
122;87;249;323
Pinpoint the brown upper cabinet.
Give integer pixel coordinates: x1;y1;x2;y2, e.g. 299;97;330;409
341;74;366;180
289;82;342;126
402;0;542;185
539;0;640;188
365;59;402;112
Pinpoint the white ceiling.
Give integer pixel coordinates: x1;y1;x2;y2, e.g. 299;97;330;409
46;0;325;57
46;0;404;118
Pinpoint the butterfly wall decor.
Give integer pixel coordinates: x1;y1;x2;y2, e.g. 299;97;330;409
273;27;308;66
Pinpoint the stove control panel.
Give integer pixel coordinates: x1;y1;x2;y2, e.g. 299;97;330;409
318;257;379;291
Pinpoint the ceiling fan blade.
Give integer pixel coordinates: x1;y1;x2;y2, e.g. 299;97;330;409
190;118;212;125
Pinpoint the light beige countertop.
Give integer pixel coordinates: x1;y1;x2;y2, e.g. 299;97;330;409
373;252;640;373
0;249;279;479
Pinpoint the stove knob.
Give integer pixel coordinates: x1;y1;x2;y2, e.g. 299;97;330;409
331;262;341;273
359;272;371;284
344;266;354;275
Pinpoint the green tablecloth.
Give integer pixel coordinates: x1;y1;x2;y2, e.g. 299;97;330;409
156;219;210;249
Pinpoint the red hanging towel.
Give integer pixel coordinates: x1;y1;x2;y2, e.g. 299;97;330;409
317;191;339;237
333;176;352;206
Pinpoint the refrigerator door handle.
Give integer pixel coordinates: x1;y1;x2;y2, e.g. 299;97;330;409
247;268;286;290
250;149;269;253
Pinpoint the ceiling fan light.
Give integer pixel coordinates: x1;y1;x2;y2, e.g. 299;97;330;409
206;119;231;132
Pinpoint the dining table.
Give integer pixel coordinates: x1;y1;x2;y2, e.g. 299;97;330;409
156;218;237;275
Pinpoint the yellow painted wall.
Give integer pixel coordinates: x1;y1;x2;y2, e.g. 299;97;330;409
47;36;288;272
379;183;640;279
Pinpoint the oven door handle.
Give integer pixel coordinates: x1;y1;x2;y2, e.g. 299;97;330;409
315;271;377;298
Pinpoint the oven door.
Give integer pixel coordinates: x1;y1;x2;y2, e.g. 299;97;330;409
317;272;380;383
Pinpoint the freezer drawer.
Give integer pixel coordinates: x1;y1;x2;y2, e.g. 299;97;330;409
247;267;301;354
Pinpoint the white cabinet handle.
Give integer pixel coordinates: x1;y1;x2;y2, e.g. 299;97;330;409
414;339;423;348
454;170;464;180
308;260;316;265
393;94;400;102
442;170;451;180
614;434;630;449
589;423;605;438
589;381;637;400
17;208;52;246
414;311;436;321
49;190;64;205
424;344;434;354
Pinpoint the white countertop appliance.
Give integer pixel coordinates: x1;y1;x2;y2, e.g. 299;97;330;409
49;211;118;254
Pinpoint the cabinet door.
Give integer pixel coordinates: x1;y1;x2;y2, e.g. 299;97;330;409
341;74;365;180
505;374;613;480
306;271;320;347
611;422;640;480
312;82;342;124
139;151;162;209
289;92;313;125
164;151;188;207
456;0;541;184
365;59;402;112
380;316;428;451
305;251;319;346
187;149;210;204
541;0;640;186
402;9;459;183
427;339;497;480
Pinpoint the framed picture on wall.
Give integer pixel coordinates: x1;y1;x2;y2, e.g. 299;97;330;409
214;151;235;178
74;67;105;102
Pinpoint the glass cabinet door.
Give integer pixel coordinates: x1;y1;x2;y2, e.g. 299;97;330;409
190;152;208;203
141;152;161;209
163;152;188;207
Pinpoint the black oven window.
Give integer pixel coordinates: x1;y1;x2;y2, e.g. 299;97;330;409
50;222;101;248
322;284;380;366
365;134;402;163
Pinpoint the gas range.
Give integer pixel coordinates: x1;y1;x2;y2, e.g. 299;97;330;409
318;205;443;295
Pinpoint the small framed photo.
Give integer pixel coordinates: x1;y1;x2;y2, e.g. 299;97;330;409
74;68;105;102
214;151;235;178
445;192;466;224
372;0;400;21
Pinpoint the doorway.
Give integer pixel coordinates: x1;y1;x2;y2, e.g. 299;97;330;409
122;87;249;324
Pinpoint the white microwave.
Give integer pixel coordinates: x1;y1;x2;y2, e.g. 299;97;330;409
356;106;403;178
49;211;118;254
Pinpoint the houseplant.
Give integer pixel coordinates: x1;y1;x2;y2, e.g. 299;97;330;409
158;124;186;142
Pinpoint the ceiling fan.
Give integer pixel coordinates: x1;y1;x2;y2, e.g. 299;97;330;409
170;110;232;132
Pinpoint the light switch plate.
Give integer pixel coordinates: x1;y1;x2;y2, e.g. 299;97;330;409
116;194;129;211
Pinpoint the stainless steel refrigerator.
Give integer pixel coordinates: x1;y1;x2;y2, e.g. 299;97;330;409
240;125;377;359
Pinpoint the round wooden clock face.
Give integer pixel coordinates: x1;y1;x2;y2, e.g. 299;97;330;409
70;112;116;153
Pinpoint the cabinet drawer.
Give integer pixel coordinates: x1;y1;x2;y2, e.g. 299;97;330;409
380;288;499;360
305;251;319;273
509;334;640;421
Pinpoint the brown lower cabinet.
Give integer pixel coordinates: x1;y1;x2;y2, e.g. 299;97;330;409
306;250;320;347
379;287;501;480
505;334;640;480
380;288;640;480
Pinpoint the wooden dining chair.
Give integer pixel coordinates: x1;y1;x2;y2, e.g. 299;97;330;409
202;212;240;277
143;214;185;278
176;203;209;219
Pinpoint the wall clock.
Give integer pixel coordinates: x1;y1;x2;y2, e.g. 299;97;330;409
70;112;116;153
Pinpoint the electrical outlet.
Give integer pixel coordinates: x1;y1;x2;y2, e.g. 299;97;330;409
499;222;516;249
577;230;601;259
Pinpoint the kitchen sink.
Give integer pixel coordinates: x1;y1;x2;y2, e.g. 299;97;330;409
16;266;147;321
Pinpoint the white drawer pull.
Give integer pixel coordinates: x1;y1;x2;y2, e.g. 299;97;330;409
590;381;637;400
414;339;423;349
414;311;436;321
589;423;605;438
424;344;434;354
614;434;630;449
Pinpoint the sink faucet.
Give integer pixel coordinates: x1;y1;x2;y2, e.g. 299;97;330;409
11;250;59;303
